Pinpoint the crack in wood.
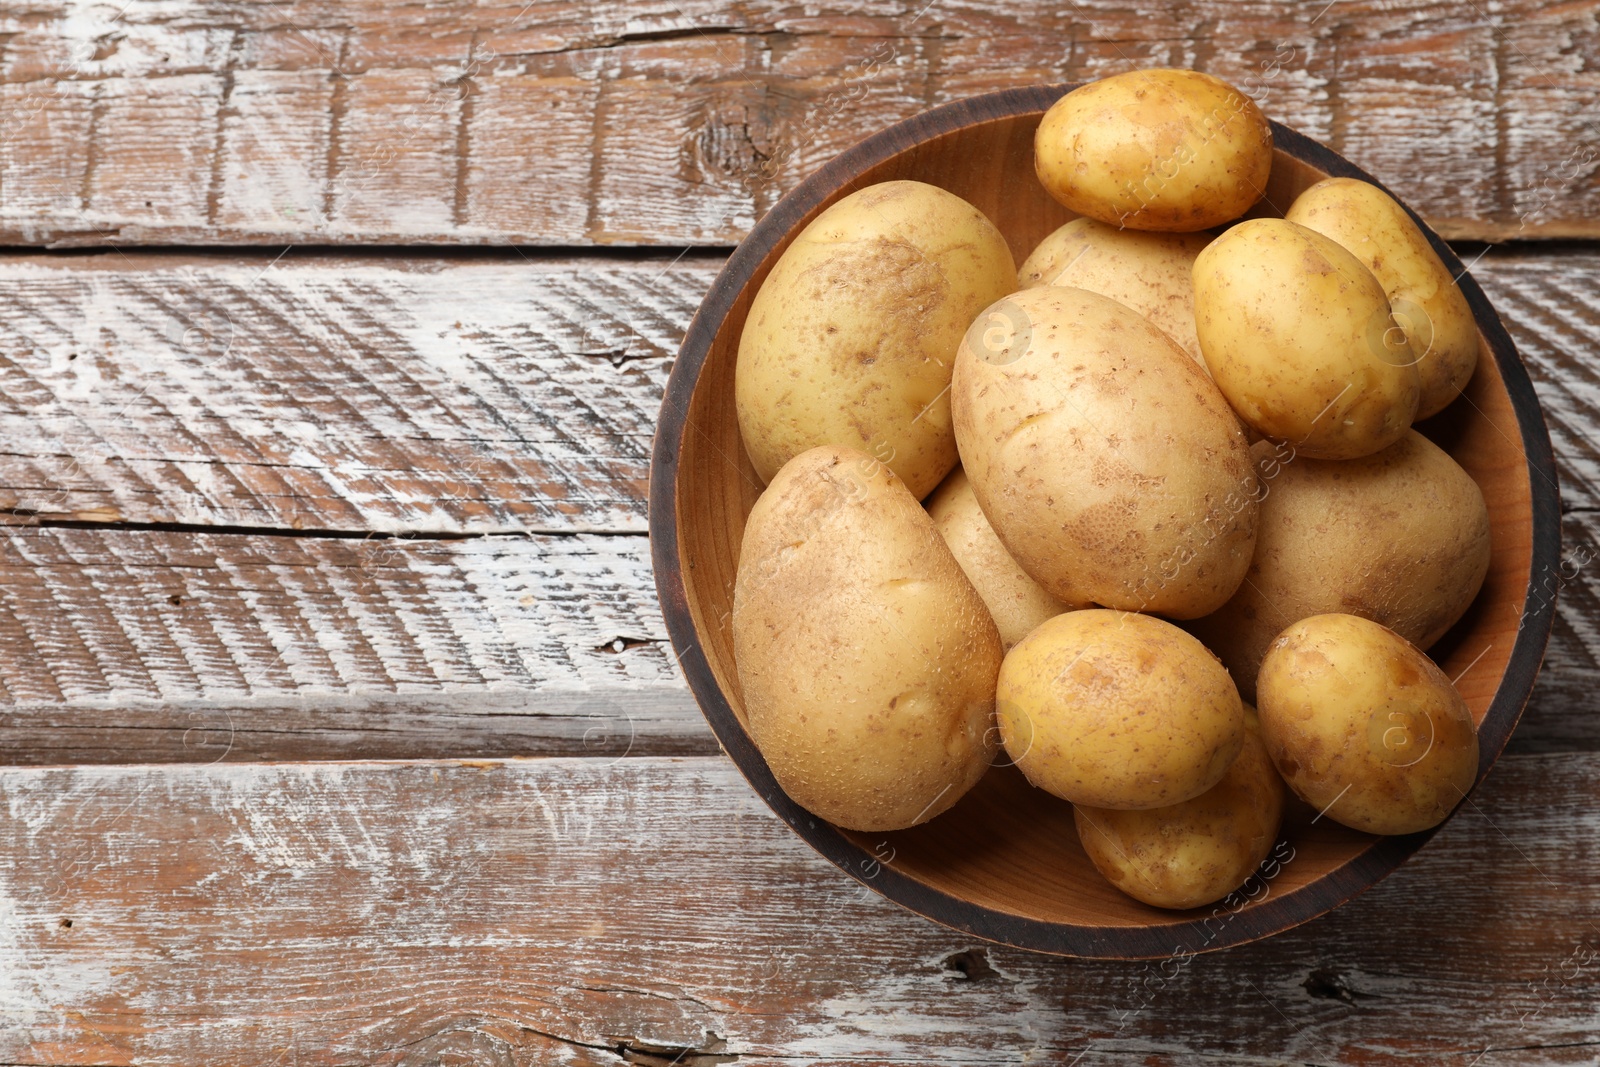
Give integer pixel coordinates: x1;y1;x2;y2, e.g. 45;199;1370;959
204;29;244;228
1;514;483;541
612;1033;738;1067
77;83;106;215
451;32;481;230
321;29;353;228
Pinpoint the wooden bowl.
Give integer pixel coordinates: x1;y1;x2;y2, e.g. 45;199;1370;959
650;85;1560;957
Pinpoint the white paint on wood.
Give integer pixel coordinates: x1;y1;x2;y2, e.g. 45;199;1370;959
2;2;1598;245
0;254;712;533
0;754;1595;1064
0;527;681;700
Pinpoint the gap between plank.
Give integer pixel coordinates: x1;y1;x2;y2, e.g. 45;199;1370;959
0;515;651;540
0;239;1596;261
0;243;741;263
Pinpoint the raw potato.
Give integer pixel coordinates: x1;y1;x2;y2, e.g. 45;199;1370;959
1256;614;1479;835
1187;431;1490;701
732;444;1003;832
952;285;1257;619
736;180;1016;499
926;467;1081;649
1034;69;1273;232
1193;218;1422;460
1017;217;1212;363
996;610;1245;809
1075;712;1285;909
1286;177;1479;419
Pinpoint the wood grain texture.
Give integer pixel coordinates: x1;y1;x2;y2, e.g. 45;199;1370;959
1476;251;1600;514
0;526;711;763
0;752;1595;1065
0;252;712;536
1;0;1597;246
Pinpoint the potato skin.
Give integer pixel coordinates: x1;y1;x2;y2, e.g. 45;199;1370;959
732;445;1003;832
996;610;1245;810
1256;614;1479;835
1286;177;1479;419
1017;217;1212;363
926;467;1081;649
1034;69;1272;232
1075;721;1285;909
1193;218;1422;460
735;180;1016;499
1188;432;1490;701
952;285;1258;619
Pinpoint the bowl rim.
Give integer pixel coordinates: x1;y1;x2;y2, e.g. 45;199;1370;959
649;84;1562;958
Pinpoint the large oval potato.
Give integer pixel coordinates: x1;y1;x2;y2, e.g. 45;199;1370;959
996;610;1245;810
1034;69;1272;232
732;444;1003;832
952;285;1257;619
1016;218;1212;363
1256;613;1479;835
1286;177;1479;419
1075;712;1285;909
1187;431;1490;701
926;467;1082;649
1193;218;1422;459
736;180;1016;499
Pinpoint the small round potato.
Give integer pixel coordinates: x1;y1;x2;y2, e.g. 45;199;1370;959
996;610;1245;810
736;180;1016;499
1034;69;1273;232
1187;431;1490;701
952;286;1257;618
926;467;1082;649
1016;217;1213;363
1286;177;1479;419
1075;716;1285;909
1256;614;1479;835
732;445;1003;832
1193;218;1422;460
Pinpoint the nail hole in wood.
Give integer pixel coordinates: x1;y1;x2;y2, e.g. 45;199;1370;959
942;947;996;982
1303;968;1374;1004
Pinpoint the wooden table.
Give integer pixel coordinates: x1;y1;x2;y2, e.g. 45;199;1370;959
0;2;1597;1063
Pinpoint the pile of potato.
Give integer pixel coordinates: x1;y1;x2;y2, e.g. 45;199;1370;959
728;68;1489;910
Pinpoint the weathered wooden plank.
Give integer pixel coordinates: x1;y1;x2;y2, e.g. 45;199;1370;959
1467;251;1600;756
1;1;1597;246
0;526;713;762
0;685;711;765
1520;512;1600;756
0;253;711;535
1475;251;1600;514
2;249;1598;537
0;752;1595;1065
